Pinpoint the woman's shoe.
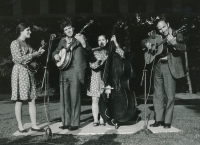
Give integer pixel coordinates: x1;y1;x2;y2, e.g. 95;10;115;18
31;127;45;132
99;120;106;126
92;122;99;126
99;122;106;126
18;129;28;133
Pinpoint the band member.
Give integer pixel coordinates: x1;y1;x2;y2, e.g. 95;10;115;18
87;34;124;126
11;23;45;133
52;18;91;131
141;15;186;128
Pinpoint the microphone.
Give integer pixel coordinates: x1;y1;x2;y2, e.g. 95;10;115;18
92;47;101;51
51;34;56;38
51;34;66;40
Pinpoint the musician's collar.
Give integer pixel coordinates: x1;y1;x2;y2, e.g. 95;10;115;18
168;27;172;35
65;36;73;42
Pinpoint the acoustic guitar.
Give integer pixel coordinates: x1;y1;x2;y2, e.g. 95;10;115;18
144;26;185;64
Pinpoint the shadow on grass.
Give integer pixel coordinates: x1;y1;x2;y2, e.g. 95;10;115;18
81;109;92;115
82;133;121;145
178;98;200;115
138;94;200;115
6;133;120;145
5;134;80;145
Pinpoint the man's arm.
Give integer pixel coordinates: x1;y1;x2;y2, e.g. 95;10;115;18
75;34;91;55
173;33;186;51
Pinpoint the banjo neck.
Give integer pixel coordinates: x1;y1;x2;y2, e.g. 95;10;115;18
56;20;94;70
64;20;94;52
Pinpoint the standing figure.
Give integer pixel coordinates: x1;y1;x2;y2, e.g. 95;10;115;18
141;15;186;128
87;35;124;126
11;23;45;133
52;18;91;131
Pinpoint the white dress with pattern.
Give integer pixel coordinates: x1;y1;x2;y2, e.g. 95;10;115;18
87;47;124;98
10;39;37;101
87;49;108;98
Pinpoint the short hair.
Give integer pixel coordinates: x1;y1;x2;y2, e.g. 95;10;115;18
16;23;30;37
154;14;169;27
59;17;73;31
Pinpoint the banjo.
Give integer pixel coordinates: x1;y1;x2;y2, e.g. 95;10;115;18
56;20;93;70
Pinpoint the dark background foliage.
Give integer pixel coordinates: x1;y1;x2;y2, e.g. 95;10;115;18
0;14;199;95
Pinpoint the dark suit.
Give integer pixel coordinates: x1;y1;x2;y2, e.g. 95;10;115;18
141;31;186;124
52;37;91;126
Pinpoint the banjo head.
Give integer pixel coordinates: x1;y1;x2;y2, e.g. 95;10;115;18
56;48;71;70
56;49;66;67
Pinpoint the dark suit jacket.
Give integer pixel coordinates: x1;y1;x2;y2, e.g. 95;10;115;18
52;37;91;84
141;31;186;79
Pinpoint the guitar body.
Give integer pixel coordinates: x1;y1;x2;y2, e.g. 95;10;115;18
144;35;163;64
144;25;186;64
26;59;40;73
56;48;72;70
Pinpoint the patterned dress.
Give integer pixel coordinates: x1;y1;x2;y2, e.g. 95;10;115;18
10;39;37;101
87;49;108;98
87;47;124;98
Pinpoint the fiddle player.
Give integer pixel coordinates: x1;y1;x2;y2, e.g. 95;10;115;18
52;18;91;131
141;15;186;128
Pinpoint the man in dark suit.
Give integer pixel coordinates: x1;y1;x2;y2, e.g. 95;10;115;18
52;18;91;131
141;15;186;128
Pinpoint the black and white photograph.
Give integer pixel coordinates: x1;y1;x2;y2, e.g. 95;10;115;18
0;0;200;144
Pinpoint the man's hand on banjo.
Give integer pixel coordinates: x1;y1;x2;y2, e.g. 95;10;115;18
54;54;60;62
75;33;86;48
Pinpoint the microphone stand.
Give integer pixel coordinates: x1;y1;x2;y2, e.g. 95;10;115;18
139;67;151;134
41;34;55;140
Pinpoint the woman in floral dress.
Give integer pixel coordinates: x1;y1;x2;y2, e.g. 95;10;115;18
11;23;45;133
87;35;124;126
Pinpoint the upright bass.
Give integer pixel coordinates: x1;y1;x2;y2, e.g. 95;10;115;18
99;21;137;129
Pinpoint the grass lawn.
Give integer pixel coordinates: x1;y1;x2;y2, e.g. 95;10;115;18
0;93;200;145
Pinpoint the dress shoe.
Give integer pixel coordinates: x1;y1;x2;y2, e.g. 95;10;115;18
69;126;78;131
150;121;164;127
99;119;106;126
92;122;99;126
163;123;171;129
59;125;70;129
18;129;28;133
31;127;45;132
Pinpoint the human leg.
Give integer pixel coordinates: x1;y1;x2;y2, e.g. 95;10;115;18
153;63;165;122
60;79;71;127
163;64;176;124
28;99;45;131
69;72;81;127
15;101;24;130
99;115;106;126
28;99;39;129
92;97;99;125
